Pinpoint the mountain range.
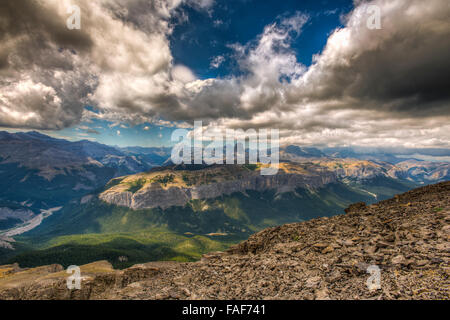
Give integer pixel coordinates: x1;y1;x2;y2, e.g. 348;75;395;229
0;131;170;212
0;132;449;268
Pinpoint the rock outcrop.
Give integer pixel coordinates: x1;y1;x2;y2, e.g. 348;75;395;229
100;169;337;210
1;182;448;300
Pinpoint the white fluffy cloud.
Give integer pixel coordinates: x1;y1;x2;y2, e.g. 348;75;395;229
0;0;449;148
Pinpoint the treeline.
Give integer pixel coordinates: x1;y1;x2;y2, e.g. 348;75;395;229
7;243;194;269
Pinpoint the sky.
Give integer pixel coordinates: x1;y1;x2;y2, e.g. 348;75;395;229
0;0;449;148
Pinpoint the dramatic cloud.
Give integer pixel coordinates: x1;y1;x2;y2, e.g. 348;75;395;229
0;0;204;129
0;0;449;148
203;0;450;148
0;0;97;129
172;12;309;121
287;0;450;117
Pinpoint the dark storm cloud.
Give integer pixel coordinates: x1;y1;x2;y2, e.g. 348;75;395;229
286;0;450;118
0;0;93;54
210;0;450;148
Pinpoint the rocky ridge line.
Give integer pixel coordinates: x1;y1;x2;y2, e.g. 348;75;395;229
99;171;337;210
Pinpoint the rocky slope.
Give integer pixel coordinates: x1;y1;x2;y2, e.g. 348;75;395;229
0;182;448;300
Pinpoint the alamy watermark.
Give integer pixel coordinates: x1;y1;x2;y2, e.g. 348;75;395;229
66;265;81;290
171;121;279;175
366;265;381;291
66;4;81;30
366;5;382;30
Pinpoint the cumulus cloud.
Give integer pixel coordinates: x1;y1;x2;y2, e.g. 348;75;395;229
0;0;97;129
202;0;450;148
286;0;450;118
0;0;211;130
170;12;309;121
172;65;197;83
0;0;179;129
1;0;449;148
